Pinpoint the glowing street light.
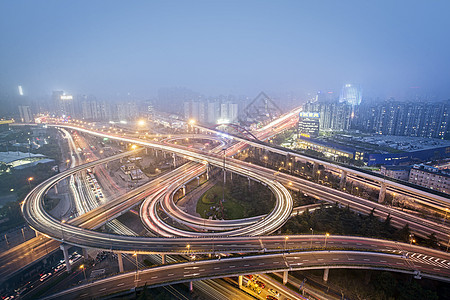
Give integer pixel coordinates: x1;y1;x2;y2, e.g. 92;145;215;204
27;177;34;189
324;233;330;248
131;144;137;150
284;236;289;252
137;119;146;127
133;252;139;284
80;264;87;281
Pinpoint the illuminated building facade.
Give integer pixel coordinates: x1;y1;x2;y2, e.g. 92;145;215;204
298;112;320;138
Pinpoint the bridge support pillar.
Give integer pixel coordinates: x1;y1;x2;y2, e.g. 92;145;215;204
339;170;347;190
173;153;177;168
230;172;233;181
117;253;124;272
323;268;329;282
82;248;89;260
189;281;194;292
182;185;186;196
161;254;166;264
60;244;71;273
283;271;288;285
223;170;226;184
238;275;243;289
378;182;386;203
54;184;58;194
197;177;200;186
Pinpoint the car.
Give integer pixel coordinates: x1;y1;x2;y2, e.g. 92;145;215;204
54;263;66;273
255;280;265;288
268;288;280;296
39;272;52;282
266;296;278;300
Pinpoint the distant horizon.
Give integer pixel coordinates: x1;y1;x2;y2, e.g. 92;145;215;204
1;1;450;104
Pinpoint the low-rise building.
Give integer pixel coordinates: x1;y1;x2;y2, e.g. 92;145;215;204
380;165;411;181
408;164;450;194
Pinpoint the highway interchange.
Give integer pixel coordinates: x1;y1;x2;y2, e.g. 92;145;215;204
12;112;450;298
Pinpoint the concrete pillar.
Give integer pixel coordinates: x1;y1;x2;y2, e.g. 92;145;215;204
206;165;209;180
230;172;233;181
54;184;58;194
82;248;89;260
145;148;148;155
60;244;71;272
238;275;243;289
182;185;186;196
117;253;124;272
378;182;386;203
339;170;347;190
172;153;176;168
197;177;200;186
223;170;226;184
161;254;166;264
189;281;194;292
323;268;329;282
312;162;319;176
283;271;288;285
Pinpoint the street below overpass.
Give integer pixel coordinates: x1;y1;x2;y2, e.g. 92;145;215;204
43;250;450;300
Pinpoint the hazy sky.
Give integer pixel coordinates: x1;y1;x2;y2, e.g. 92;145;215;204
1;0;450;100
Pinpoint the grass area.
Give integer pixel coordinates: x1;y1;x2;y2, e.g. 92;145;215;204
197;185;246;219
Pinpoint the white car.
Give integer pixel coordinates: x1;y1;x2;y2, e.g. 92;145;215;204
39;272;52;282
54;263;66;273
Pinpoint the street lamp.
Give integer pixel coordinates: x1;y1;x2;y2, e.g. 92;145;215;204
284;236;289;252
409;234;415;247
186;244;190;255
288;162;292;174
222;147;227;203
80;264;87;281
310;228;314;249
133;252;139;284
443;208;449;225
324;233;330;248
131;144;137;150
27;177;34;189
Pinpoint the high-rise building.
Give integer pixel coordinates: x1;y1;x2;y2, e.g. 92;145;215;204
52;91;74;117
358;100;450;139
298;112;320;138
339;84;362;106
18;105;33;123
303;100;352;132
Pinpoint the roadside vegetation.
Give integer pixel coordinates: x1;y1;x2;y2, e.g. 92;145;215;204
197;175;274;220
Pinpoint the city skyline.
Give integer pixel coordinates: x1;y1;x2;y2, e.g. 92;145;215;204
1;1;450;101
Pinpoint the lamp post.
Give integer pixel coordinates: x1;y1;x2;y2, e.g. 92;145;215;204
409;234;415;249
324;233;330;249
222;147;227;203
310;228;314;249
133;252;139;285
80;264;87;281
27;177;34;189
288;162;292;174
443;208;449;225
284;236;289;253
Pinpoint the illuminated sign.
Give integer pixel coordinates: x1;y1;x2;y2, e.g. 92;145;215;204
300;133;311;138
60;95;73;100
299;112;320;118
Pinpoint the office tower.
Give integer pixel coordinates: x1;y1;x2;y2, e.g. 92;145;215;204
18;105;33;123
339;84;362;106
298;112;320;137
